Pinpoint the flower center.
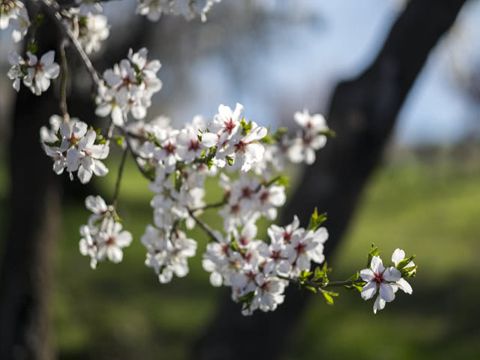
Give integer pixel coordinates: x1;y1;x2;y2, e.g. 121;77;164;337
374;272;384;284
224;119;235;134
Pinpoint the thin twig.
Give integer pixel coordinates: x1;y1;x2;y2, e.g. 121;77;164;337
278;275;354;290
190;199;227;212
41;0;101;86
112;147;128;206
59;38;69;119
187;209;219;242
123;131;155;181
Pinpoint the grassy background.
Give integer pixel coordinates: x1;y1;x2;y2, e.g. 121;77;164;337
1;151;480;359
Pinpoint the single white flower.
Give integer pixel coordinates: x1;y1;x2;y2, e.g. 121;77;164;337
360;256;402;314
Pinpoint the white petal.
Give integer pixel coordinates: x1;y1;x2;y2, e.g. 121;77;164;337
360;269;375;282
396;278;413;294
379;283;395;302
361;281;377;300
391;248;406;266
107;246;123;263
78;166;93;184
373;295;386;314
93;160;108;177
383;267;401;282
370;256;384;273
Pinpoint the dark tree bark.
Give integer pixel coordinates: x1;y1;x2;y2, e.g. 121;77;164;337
0;16;62;360
0;12;155;358
193;1;467;359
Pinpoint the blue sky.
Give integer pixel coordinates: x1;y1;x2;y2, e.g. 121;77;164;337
1;0;479;145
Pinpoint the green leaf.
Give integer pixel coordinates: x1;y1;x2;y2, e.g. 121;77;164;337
308;208;327;231
264;175;289;188
320;289;339;305
273;127;288;141
114;135;125;147
367;244;380;267
238;291;255;304
226;155;234;166
27;41;38;54
319;129;336;138
240;118;252;135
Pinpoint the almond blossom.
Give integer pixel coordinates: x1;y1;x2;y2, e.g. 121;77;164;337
79;196;133;268
41;116;109;184
360;255;403;314
288;110;329;165
0;0;30;42
8;50;60;95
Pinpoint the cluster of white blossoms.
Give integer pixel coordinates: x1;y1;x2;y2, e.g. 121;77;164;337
95;48;162;126
64;8;110;55
40;115;109;183
1;0;417;316
203;217;328;315
79;196;133;269
136;0;222;22
0;0;29;42
360;248;415;314
7;51;60;94
112;103;338;313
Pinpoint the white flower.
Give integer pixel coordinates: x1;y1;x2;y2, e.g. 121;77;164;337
284;227;328;275
255;185;286;220
288;110;329;165
229;121;267;171
177;125;205;163
79;196;132;268
142;226;197;283
136;0;168;21
391;248;415;293
0;0;30;42
76;13;110;54
71;129;109;184
136;0;222;21
242;273;288;316
202;103;243;149
41;117;109;183
96;221;133;263
95;48;161;125
25;51;60;95
8;51;60;95
360;256;402;314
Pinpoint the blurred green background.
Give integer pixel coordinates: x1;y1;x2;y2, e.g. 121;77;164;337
2;1;480;359
2;147;479;359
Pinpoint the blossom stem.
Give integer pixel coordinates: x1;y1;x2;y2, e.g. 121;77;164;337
278;275;354;290
112;147;128;206
41;0;101;86
191;199;227;212
59;38;69;120
187;209;219;242
123;130;155;181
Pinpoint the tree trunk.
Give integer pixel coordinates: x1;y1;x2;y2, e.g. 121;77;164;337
0;34;62;360
193;1;467;359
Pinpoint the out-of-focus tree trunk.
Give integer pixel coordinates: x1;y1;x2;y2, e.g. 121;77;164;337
0;15;62;359
193;1;467;359
0;10;155;357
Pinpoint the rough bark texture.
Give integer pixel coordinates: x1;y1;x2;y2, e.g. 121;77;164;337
0;24;62;360
193;1;467;359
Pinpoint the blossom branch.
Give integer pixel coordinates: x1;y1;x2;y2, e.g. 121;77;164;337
112;147;128;206
40;0;101;86
123;130;155;181
59;37;69;119
187;209;219;242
